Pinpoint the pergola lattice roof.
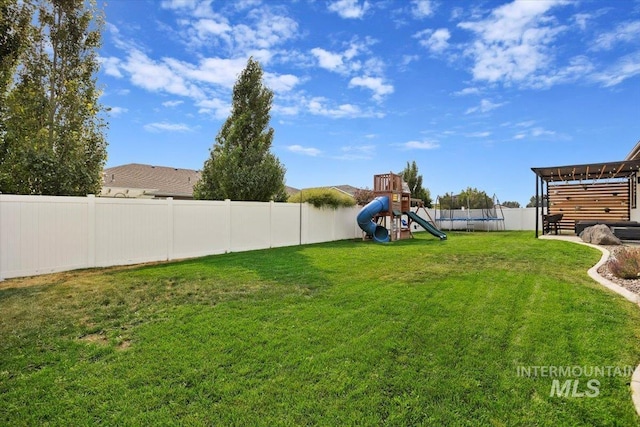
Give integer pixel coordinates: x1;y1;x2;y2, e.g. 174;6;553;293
531;160;640;183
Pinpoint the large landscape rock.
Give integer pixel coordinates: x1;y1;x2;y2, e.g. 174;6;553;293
579;224;622;245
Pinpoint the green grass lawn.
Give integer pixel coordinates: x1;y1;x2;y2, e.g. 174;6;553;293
2;231;640;426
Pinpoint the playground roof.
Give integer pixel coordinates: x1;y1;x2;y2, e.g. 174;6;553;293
531;159;640;183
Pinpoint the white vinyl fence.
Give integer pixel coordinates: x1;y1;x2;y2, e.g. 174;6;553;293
501;208;542;231
409;207;542;232
0;195;361;280
0;195;543;280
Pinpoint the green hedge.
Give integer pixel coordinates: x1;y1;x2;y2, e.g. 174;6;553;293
288;188;356;209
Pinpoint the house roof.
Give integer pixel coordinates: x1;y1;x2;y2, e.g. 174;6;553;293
296;185;361;198
285;186;300;196
626;140;640;161
331;185;360;197
531;159;640;183
103;163;201;198
295;185;359;197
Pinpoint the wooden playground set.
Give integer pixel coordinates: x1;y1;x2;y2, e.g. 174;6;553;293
357;172;445;243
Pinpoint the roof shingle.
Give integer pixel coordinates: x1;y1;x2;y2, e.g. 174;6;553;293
102;163;200;198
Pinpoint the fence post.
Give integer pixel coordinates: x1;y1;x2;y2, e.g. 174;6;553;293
87;194;96;268
269;200;274;248
225;199;232;252
333;208;337;241
167;197;174;261
303;203;310;245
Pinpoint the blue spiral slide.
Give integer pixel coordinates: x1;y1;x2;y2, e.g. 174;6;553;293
356;196;390;243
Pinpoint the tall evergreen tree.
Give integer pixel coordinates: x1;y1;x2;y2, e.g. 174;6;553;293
194;57;286;201
0;0;32;188
0;0;31;99
401;160;432;207
0;0;107;195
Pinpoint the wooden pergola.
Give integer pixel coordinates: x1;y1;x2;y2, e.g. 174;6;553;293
531;160;640;237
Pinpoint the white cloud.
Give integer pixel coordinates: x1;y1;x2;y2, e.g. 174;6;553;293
348;76;394;101
235;0;261;10
531;55;594;88
306;97;382;119
531;127;556;137
144;122;192;132
164;3;298;56
196;98;231;120
310;39;392;100
401;54;419;67
571;8;610;32
99;46;260;119
450;7;464;20
310;38;374;75
414;28;451;53
160;0;219;19
162;100;184;108
192;18;232;39
264;72;300;93
273;104;299;116
102;33;307;123
513;126;559;140
465;99;506;114
100;57;123;78
399;139;440;150
452;87;480;96
328;0;370;19
363;57;386;76
166;56;248;89
287;145;322;156
105;23;132;51
592;51;640;87
572;13;591;31
120;49;204;99
458;0;570;86
160;0;199;11
411;0;434;19
308;98;358;117
466;131;491;138
108;106;128;117
239;8;299;51
344;38;371;60
593;20;640;51
311;48;345;72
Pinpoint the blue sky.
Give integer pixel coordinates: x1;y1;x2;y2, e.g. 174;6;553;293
99;0;640;205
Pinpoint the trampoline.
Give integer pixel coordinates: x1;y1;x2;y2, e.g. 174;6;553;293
435;193;505;231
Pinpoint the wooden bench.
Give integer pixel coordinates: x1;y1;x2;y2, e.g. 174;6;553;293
543;213;563;235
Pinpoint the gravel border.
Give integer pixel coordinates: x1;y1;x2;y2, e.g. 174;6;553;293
597;246;640;295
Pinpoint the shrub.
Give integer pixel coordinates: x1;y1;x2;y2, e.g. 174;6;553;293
353;188;375;205
288;188;356;209
608;247;640;279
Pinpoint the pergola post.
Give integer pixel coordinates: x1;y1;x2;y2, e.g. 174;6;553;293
535;174;539;238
